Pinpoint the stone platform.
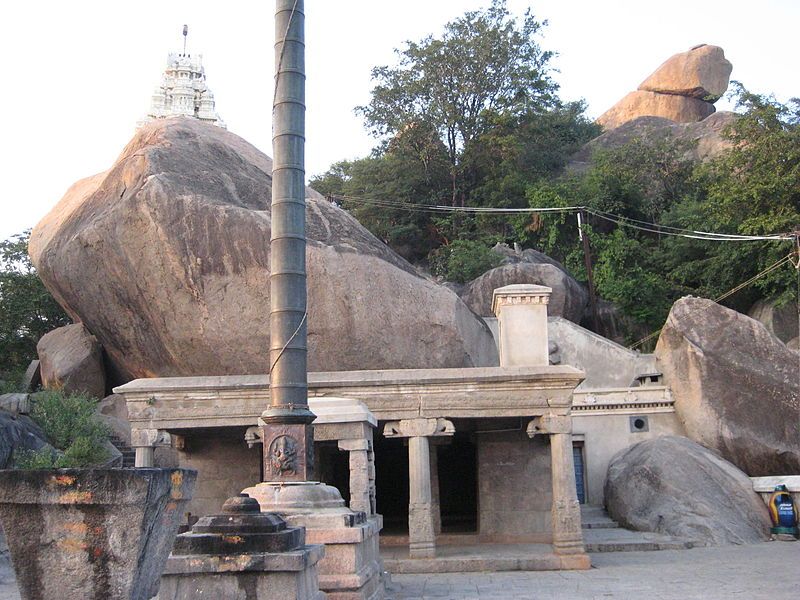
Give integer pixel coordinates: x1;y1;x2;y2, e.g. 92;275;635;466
380;543;589;574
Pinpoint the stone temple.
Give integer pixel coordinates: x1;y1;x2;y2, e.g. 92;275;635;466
138;29;225;129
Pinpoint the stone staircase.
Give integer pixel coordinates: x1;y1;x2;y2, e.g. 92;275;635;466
108;434;136;468
581;506;699;552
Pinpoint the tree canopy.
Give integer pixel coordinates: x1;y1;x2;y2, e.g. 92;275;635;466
0;230;70;381
356;0;559;205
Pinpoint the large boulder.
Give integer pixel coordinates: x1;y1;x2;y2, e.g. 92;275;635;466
36;323;105;399
655;297;800;475
29;118;497;380
0;410;53;468
605;436;771;545
598;90;715;131
747;297;799;345
460;262;587;322
598;45;732;130
639;44;733;100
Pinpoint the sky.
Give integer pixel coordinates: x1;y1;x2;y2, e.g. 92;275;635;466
0;0;797;241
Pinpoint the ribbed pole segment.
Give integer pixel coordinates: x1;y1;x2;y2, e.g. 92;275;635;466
265;0;313;425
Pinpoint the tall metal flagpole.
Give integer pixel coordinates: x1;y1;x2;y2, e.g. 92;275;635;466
260;0;316;483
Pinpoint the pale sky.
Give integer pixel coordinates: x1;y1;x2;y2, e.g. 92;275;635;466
0;0;797;241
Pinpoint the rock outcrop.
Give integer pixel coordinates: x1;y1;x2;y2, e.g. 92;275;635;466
36;324;106;399
570;112;737;174
29;118;497;380
598;45;732;130
605;436;771;546
460;260;587;323
655;297;800;475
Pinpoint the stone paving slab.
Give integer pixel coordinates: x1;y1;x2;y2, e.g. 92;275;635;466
2;541;798;599
388;542;800;599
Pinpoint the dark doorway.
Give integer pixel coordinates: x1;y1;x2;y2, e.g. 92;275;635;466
315;441;350;502
374;433;409;533
437;433;478;533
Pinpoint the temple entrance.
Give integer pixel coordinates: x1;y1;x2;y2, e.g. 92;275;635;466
374;433;409;533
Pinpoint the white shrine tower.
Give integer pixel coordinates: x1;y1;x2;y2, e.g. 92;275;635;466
139;26;225;128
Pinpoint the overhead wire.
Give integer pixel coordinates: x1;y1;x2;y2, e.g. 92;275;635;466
329;193;795;242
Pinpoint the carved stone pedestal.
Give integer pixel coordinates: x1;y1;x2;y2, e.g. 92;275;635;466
243;483;385;600
157;494;326;600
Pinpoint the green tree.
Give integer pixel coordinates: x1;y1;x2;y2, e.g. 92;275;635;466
0;230;70;379
357;0;557;205
310;122;452;262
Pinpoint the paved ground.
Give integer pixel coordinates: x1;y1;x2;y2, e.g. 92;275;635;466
387;542;800;599
2;542;798;599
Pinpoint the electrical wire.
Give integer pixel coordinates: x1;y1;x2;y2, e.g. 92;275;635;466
330;194;796;242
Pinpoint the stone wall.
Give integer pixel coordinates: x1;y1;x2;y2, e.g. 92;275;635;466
572;412;684;506
176;432;261;519
476;429;552;542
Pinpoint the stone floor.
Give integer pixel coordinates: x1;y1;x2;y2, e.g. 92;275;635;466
2;541;798;599
387;542;800;599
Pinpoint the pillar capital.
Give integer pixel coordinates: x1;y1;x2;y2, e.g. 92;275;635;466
130;428;171;448
491;284;552;316
526;414;572;437
383;418;454;439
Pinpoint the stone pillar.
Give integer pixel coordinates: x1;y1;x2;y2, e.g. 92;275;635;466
408;435;435;558
527;415;586;559
339;438;372;516
131;428;171;468
550;432;584;555
429;444;442;535
492;284;552;367
384;417;454;559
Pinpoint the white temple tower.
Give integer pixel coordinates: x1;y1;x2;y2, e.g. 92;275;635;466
139;26;225;128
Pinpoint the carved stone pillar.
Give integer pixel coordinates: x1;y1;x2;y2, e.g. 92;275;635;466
384;417;454;559
338;438;372;516
408;435;435;558
527;415;585;556
130;428;171;468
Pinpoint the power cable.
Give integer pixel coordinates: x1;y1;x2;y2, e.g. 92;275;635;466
330;194;795;242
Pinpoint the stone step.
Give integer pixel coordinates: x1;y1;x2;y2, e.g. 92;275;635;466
108;435;136;468
580;506;620;529
582;527;698;553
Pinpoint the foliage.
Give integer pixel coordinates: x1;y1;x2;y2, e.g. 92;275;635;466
311;2;598;263
0;230;70;379
310;124;452;262
15;390;110;469
357;0;558;205
0;370;25;394
428;240;502;283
